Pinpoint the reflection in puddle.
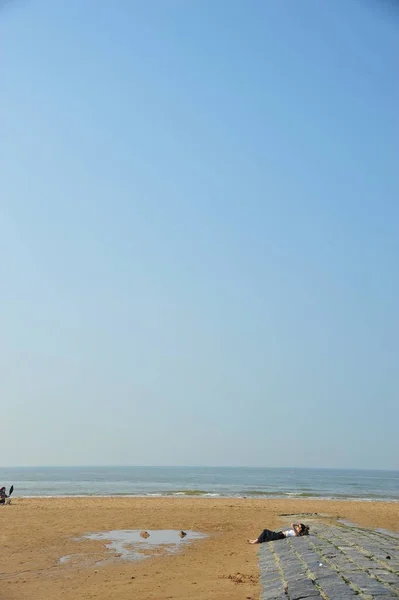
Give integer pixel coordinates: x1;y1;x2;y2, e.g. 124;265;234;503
60;529;207;565
59;555;74;564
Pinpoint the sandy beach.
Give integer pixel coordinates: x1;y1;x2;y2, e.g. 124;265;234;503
1;497;398;600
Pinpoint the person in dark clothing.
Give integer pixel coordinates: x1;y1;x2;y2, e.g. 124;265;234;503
0;485;13;505
0;487;8;505
248;522;309;544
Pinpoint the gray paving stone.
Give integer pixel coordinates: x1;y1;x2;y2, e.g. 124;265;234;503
289;581;321;599
258;522;399;600
261;593;287;600
261;583;285;597
371;570;399;586
347;573;395;595
319;583;356;598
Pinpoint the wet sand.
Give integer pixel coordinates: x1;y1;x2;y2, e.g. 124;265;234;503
1;497;398;600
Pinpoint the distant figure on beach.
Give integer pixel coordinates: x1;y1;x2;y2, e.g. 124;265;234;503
248;522;309;544
0;485;14;505
1;486;13;505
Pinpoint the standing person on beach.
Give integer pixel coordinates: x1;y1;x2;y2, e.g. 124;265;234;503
248;523;309;544
0;487;8;505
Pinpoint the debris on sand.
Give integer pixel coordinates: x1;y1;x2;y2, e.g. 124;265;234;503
226;572;256;584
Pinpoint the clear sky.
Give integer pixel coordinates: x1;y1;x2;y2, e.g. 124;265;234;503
1;0;398;470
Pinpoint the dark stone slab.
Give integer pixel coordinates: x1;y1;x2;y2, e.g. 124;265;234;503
347;573;395;595
289;581;321;599
259;522;399;600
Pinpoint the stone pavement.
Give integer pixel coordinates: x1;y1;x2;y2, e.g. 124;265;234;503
258;520;399;600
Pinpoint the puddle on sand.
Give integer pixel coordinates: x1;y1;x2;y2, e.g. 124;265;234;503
60;529;207;566
59;555;73;565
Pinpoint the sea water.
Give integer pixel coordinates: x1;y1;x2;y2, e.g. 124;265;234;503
0;466;398;500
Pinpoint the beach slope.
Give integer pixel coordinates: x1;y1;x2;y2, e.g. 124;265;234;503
1;497;398;600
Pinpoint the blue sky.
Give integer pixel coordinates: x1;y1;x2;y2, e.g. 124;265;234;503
1;0;398;469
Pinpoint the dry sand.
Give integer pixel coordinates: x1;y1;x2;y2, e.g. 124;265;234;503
1;497;398;600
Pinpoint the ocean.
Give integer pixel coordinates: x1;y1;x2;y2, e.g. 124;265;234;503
0;467;398;501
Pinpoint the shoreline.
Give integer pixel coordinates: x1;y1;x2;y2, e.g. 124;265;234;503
15;493;399;501
2;497;398;600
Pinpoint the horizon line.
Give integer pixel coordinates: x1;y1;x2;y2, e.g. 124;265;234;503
1;465;398;472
